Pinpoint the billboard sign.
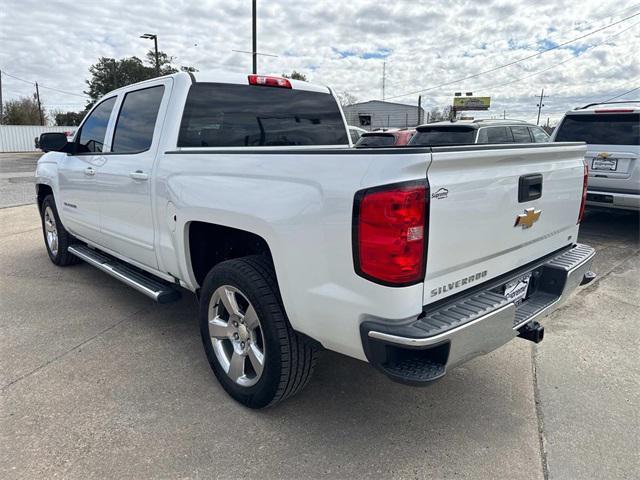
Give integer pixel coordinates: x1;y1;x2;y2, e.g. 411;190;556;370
453;97;491;111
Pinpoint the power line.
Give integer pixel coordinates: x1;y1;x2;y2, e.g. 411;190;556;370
600;86;640;102
384;10;640;100
0;69;89;98
474;20;640;93
380;5;640;93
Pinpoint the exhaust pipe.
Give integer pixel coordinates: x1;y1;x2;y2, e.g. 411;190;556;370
518;320;544;344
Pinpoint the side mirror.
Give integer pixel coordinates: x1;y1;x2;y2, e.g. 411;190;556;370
39;132;70;152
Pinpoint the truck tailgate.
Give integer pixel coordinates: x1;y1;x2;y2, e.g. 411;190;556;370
424;143;587;306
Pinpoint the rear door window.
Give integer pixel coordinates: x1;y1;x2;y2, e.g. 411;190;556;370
77;97;116;153
511;126;532;143
178;83;348;147
554;114;640;145
355;134;396;147
409;126;476;146
529;127;550;142
478;127;513;144
112;85;165;153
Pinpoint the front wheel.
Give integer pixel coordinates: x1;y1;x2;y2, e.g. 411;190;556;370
199;255;318;408
40;194;80;266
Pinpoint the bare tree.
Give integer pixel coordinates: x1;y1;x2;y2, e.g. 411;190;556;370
336;91;358;107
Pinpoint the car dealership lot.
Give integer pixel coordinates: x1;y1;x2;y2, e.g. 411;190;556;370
1;152;638;479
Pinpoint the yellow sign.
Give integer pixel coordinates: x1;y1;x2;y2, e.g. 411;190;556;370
453;97;491;111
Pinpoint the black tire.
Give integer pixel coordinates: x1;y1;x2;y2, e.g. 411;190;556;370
40;194;80;266
199;255;318;408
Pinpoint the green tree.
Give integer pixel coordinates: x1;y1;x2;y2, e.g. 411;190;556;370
54;110;85;126
84;49;196;106
282;71;307;81
1;95;47;125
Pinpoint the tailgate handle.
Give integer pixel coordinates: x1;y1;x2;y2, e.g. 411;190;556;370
518;174;543;202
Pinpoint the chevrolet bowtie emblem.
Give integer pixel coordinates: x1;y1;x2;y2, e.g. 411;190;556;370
597;152;609;158
515;207;542;229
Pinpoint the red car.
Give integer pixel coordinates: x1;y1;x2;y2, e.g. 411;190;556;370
354;128;415;147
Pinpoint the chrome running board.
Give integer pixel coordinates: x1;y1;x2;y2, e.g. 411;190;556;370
68;245;181;303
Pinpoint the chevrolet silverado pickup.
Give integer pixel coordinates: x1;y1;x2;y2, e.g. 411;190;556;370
36;72;596;408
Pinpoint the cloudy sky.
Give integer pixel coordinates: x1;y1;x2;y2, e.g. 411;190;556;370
1;0;638;124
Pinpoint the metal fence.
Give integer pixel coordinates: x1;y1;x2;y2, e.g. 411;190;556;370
0;125;76;152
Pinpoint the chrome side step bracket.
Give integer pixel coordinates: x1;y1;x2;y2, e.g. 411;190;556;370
68;245;181;303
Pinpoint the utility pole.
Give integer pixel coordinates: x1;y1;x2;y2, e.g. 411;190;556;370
35;82;43;126
232;1;279;73
503;110;506;119
382;61;386;100
252;0;257;74
417;95;422;124
112;59;118;90
535;89;548;126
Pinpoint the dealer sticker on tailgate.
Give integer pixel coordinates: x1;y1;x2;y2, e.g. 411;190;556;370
504;273;532;305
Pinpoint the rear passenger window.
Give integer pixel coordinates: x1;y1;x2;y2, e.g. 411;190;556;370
511;126;532;143
77;97;116;153
111;86;165;153
478;127;512;143
529;127;549;142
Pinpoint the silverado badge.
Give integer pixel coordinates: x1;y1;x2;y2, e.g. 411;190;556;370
515;207;541;229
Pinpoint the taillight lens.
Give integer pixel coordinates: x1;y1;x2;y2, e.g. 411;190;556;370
578;160;588;224
353;181;428;286
248;75;292;88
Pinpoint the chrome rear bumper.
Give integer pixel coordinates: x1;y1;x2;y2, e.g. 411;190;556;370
361;244;596;385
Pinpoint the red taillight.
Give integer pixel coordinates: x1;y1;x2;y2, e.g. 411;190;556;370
248;75;292;89
578;160;588;224
353;181;428;286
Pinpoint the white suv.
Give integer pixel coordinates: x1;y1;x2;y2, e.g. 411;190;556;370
552;102;640;212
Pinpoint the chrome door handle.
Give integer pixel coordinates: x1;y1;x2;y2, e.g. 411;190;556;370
84;167;96;176
129;170;149;181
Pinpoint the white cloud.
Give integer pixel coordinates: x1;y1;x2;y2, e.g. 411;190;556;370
1;0;638;124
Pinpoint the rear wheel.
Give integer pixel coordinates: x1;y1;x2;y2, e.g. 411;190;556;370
40;194;79;266
199;255;318;408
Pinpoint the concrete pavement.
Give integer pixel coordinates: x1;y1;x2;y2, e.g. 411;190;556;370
1;204;638;479
0;152;41;208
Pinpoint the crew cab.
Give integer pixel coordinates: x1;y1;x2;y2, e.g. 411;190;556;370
552;101;640;211
36;71;595;408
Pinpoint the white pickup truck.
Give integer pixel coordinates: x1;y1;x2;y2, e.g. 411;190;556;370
36;72;596;408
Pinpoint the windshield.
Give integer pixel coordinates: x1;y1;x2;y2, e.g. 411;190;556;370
409;126;476;146
355;134;396;147
554;114;640;146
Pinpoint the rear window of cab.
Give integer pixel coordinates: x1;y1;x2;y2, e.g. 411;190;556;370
409;126;476;146
178;83;349;147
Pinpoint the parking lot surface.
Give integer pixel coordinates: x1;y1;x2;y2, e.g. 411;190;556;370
0;152;40;208
1;150;638;479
